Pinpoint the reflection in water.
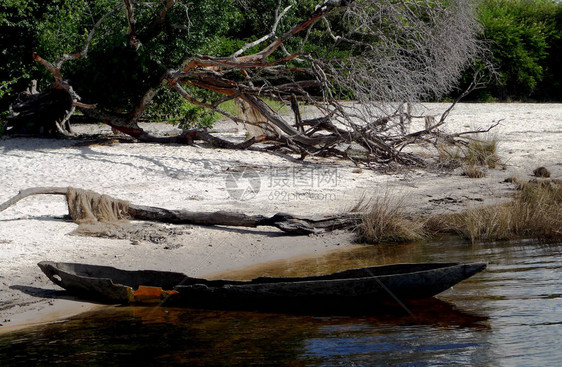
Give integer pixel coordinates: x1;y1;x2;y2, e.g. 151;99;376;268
0;239;560;366
207;243;427;280
0;304;488;366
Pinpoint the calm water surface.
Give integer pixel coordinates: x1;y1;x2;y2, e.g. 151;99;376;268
0;239;560;366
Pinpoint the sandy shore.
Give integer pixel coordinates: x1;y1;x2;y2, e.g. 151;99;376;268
1;103;561;333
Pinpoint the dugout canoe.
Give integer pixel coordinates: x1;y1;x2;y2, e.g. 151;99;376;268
38;261;486;311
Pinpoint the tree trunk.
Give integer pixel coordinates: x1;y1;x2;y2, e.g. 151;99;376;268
235;98;276;139
5;89;74;136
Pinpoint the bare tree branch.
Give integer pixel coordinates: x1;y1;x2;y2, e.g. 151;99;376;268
14;0;490;169
55;4;124;69
123;0;140;49
231;3;293;58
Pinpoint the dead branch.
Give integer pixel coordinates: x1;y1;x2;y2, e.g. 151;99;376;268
123;0;140;49
55;4;124;70
12;0;489;168
23;4;123;137
448;120;503;138
231;2;293;58
394;70;493;150
0;187;68;213
0;187;360;235
137;129;268;150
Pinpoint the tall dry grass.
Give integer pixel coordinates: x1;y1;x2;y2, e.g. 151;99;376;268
438;136;501;176
464;137;501;168
357;180;562;244
427;180;562;243
354;194;426;244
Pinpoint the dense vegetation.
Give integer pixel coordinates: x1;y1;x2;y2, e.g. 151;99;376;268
1;0;561;127
474;0;562;101
0;0;319;124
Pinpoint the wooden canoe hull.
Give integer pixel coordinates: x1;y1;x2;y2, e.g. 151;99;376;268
168;263;486;310
38;261;486;311
38;261;188;303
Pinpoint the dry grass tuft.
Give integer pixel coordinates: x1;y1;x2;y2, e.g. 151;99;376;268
429;180;562;242
359;180;562;245
462;165;485;178
465;137;500;168
439;136;501;170
355;194;426;244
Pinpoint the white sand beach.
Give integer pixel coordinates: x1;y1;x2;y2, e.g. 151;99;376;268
1;103;561;333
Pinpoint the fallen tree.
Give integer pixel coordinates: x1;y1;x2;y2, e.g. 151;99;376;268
4;0;489;166
0;187;360;236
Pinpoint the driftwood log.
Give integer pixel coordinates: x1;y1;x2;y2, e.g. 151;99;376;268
0;187;359;235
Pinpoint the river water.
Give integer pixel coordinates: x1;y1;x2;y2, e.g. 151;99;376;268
0;239;560;366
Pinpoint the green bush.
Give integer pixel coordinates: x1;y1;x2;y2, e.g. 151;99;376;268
477;0;562;101
0;0;328;126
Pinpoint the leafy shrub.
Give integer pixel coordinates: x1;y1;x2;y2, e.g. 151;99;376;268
477;0;562;100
